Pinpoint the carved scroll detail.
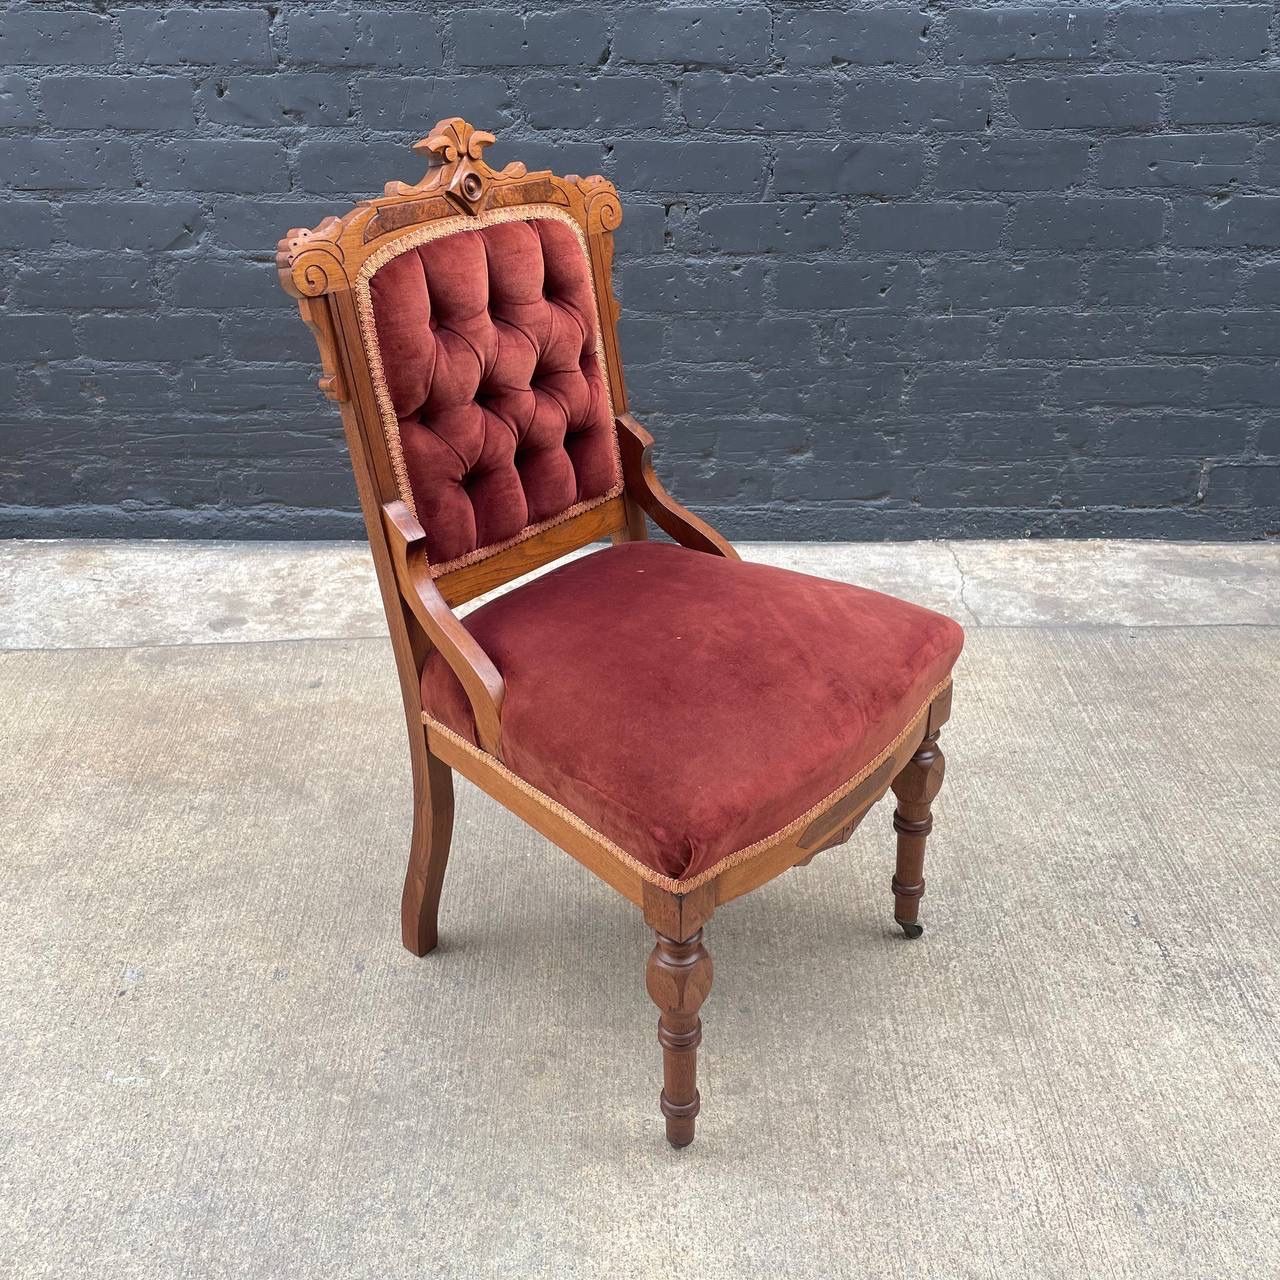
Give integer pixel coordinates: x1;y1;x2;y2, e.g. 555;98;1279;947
276;216;347;298
384;117;529;216
578;173;623;233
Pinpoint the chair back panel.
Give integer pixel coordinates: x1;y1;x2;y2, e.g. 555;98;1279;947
276;117;631;598
360;210;619;572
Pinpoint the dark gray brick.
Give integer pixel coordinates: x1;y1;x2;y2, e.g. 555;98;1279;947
699;203;843;253
1202;463;1280;508
141;140;289;193
1209;364;1280;406
1113;6;1270;62
22;367;175;414
947;415;1089;461
1099;415;1251;459
42;75;195;131
1171;70;1280;123
937;137;1089;190
997;311;1147;359
224;315;321;364
611;140;765;193
212;197;350;252
184;367;327;413
1010;197;1163;249
0;200;57;250
662;316;819;364
615;7;770;67
775;260;922;311
0;314;74;360
202;75;352;127
523;76;663;130
912;368;1051;413
617;316;665;365
1259;138;1280;185
918;460;1197;509
1009;74;1162;128
452;11;606;67
0;138;134;190
1242;261;1280;304
1097;135;1252;189
777;11;928;67
293;139;421;196
62;201;202;252
774;142;924;196
614;204;666;255
168;257;282;309
1171;197;1280;247
1059;364;1207;407
0;73;37;126
1148;311;1279;357
834;315;993;362
759;366;906;418
0;10;115;65
842;76;991;133
358;76;513;132
489;138;605;176
78;314;221;362
284;11;439;68
944;9;1105;63
682;74;834;131
121;7;272;67
629;362;761;414
1085;256;1239;307
933;258;1082;309
13;255;154;309
619;261;765;311
853;202;1005;250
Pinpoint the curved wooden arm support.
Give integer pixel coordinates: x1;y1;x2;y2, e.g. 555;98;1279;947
381;501;506;759
616;414;739;559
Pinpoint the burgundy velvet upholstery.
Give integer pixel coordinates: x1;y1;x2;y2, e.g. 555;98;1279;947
422;542;965;882
367;217;618;568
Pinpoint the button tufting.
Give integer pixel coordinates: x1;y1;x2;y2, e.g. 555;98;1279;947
369;216;619;567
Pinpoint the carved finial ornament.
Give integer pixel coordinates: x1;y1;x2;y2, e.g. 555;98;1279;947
384;116;528;215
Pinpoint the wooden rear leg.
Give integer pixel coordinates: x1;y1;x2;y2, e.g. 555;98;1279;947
401;747;455;956
645;928;713;1148
889;727;946;939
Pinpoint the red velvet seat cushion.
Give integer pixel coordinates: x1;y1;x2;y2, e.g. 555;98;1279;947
366;216;619;571
421;542;964;884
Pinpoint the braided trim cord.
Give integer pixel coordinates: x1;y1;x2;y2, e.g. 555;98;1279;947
424;676;953;893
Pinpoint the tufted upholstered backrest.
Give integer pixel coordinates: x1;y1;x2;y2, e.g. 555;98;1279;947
358;209;621;573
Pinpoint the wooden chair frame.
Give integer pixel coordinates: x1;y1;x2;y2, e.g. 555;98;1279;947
277;119;952;1148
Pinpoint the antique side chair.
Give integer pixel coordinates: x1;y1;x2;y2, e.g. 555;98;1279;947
277;119;963;1148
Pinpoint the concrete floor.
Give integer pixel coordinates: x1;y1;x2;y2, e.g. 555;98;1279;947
1;538;1278;1278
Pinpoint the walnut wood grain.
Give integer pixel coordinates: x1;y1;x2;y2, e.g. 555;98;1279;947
402;749;455;955
646;929;713;1148
424;720;647;907
616;414;739;559
889;729;946;937
433;496;627;607
381;500;505;758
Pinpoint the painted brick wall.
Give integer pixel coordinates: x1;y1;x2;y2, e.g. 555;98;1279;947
1;3;1278;539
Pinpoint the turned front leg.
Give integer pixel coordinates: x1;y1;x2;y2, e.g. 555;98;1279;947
890;727;946;938
645;929;713;1148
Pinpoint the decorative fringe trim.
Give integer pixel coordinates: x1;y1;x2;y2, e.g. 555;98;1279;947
353;204;623;576
424;676;953;894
